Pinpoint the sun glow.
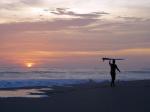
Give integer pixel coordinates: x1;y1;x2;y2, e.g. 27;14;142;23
26;63;34;68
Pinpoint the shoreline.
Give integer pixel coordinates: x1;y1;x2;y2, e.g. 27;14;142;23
0;80;150;112
0;78;150;90
0;79;150;90
0;79;150;91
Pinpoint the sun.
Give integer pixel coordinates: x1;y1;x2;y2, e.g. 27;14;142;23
26;63;34;68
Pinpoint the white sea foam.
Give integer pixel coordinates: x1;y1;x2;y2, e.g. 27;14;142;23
0;68;150;88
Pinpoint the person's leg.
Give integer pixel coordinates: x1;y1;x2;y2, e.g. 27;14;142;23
111;74;113;87
112;74;116;87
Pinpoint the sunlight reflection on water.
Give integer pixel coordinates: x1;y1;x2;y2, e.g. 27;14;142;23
0;88;51;98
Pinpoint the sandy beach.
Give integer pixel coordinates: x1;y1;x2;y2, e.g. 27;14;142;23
0;80;150;112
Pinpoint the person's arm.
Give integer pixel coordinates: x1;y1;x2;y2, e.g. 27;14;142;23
109;60;111;66
116;65;121;72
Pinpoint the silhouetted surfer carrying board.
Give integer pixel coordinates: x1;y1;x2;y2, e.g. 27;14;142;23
102;58;123;87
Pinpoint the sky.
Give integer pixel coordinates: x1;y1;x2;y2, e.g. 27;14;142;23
0;0;150;70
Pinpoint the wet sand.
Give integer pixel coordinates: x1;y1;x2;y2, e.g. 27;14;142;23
0;80;150;112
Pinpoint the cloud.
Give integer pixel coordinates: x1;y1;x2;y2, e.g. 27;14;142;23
0;6;150;53
0;0;43;9
0;18;150;53
0;18;99;33
117;16;143;21
0;8;109;33
0;0;23;10
20;0;45;7
49;8;109;18
21;0;42;5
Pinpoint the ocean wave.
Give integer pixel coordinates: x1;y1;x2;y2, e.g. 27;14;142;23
0;79;89;89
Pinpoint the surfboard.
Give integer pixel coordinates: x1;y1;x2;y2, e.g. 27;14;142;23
102;58;125;61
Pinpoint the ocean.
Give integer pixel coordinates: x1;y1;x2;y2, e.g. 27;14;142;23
0;67;150;89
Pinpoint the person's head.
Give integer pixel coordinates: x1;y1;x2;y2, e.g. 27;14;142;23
113;59;116;64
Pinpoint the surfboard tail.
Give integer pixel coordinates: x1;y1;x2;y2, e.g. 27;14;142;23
102;58;111;61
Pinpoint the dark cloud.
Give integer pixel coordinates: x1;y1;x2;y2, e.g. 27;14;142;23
49;8;109;19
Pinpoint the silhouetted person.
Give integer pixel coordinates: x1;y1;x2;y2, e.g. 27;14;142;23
109;59;120;87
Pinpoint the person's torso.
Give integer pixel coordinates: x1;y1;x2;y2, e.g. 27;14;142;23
110;64;117;73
